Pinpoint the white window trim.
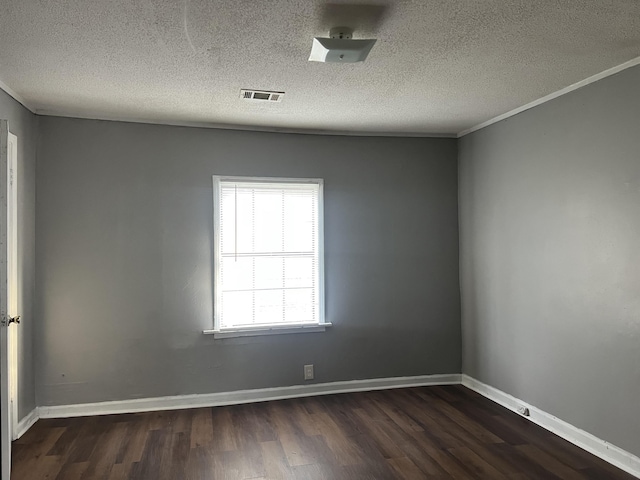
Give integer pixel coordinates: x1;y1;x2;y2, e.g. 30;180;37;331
207;175;327;339
203;323;332;339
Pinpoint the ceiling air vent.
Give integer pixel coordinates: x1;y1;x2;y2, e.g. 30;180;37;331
240;89;285;102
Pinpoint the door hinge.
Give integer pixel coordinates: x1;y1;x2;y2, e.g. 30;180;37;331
0;315;20;326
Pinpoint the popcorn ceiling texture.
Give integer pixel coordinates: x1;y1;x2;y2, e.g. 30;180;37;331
1;0;639;135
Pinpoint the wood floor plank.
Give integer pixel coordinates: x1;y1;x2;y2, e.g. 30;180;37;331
426;396;505;445
17;454;65;480
277;433;313;467
114;415;149;466
288;461;341;480
373;391;425;434
494;413;600;470
348;432;403;478
230;404;260;451
267;401;302;438
581;465;638;480
260;440;293;479
387;456;430;479
391;390;466;449
190;407;214;449
57;461;90;480
447;445;508;479
352;400;447;477
288;402;321;438
79;421;128;480
351;407;406;459
47;418;85;456
216;448;265;480
12;386;635;480
448;398;530;445
211;406;239;452
128;428;168;480
169;408;193;434
315;395;366;438
185;445;221;480
158;431;190;480
516;444;588;480
106;462;128;480
281;433;335;468
418;444;478;479
11;424;66;467
487;442;565;480
309;411;363;466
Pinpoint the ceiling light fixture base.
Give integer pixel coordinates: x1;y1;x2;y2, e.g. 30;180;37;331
330;27;353;40
309;27;376;63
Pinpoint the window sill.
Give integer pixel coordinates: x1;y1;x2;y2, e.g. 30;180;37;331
203;323;332;339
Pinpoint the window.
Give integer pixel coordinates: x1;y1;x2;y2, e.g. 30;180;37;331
209;176;327;338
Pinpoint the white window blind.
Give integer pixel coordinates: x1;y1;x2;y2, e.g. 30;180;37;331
213;177;324;331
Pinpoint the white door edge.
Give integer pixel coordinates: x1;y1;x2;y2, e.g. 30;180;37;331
0;119;12;479
7;131;18;441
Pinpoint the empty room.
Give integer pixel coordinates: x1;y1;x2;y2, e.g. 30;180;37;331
0;0;639;479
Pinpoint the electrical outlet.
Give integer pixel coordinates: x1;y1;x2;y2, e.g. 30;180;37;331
517;406;530;416
304;364;314;380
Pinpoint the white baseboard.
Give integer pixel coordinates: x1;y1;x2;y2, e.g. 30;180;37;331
38;373;461;419
15;408;39;440
19;373;640;479
462;375;640;479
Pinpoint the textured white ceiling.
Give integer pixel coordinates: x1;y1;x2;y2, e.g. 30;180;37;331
1;0;640;136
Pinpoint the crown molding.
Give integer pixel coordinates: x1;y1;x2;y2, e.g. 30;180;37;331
458;55;640;138
4;55;640;139
35;110;456;138
0;77;35;113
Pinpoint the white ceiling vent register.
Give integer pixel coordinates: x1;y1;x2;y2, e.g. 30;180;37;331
240;89;285;102
309;27;377;63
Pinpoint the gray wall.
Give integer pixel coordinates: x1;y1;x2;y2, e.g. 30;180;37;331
36;117;460;406
459;65;640;456
0;90;37;420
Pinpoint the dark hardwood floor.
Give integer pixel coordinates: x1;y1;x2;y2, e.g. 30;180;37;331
12;385;635;479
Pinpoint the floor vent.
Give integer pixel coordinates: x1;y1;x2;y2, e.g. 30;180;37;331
240;89;285;102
